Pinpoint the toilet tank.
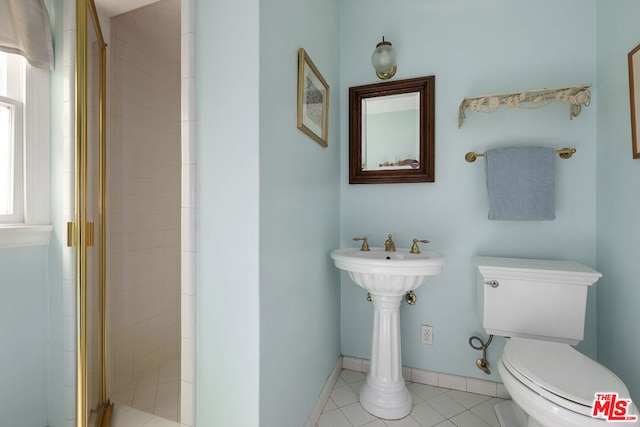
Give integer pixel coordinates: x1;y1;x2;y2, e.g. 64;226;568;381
474;256;602;345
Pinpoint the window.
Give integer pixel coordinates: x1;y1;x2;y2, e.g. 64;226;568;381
0;52;25;224
0;51;51;248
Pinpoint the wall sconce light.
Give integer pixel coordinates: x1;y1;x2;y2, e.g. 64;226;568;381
371;36;397;80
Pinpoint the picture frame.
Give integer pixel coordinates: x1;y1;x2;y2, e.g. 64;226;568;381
297;48;329;147
628;43;640;159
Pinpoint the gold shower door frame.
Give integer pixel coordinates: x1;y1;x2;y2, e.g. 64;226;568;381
75;0;110;426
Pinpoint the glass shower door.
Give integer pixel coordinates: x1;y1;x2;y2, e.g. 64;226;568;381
77;0;110;426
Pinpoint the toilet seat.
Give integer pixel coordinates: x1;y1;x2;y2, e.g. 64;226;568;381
502;338;631;417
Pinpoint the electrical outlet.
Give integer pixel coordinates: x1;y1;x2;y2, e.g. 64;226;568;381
421;324;433;345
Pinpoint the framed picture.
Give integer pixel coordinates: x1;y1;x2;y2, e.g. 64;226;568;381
628;43;640;158
297;48;329;147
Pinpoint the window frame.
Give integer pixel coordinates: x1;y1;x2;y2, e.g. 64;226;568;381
0;52;52;248
0;95;24;224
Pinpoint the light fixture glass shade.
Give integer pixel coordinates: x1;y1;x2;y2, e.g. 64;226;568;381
371;37;397;80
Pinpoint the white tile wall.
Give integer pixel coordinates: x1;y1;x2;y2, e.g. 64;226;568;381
179;1;196;425
62;1;76;424
108;0;182;407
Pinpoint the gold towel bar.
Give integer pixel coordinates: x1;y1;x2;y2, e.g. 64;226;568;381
465;148;576;163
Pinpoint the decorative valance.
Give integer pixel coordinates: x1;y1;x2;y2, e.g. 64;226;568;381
458;84;592;127
0;0;54;70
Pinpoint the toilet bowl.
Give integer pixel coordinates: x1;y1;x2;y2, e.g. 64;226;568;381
496;337;639;427
474;256;638;427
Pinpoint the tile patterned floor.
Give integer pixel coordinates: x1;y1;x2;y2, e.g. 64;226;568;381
317;370;506;427
111;404;179;427
111;356;180;422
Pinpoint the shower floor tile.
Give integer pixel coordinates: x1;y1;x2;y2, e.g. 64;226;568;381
111;355;180;422
111;404;178;427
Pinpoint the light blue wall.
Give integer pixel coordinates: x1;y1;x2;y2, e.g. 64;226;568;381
595;0;640;404
196;1;261;425
196;0;342;423
339;0;598;383
0;1;63;426
0;246;49;427
259;0;341;426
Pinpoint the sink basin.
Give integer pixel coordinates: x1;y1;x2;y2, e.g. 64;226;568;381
331;246;445;420
331;247;445;295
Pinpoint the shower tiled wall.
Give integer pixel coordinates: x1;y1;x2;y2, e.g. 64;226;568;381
108;0;181;392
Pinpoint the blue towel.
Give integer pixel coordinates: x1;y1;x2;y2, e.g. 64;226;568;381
485;146;556;221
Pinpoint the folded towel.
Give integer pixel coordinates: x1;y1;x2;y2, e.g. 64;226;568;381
485;146;556;221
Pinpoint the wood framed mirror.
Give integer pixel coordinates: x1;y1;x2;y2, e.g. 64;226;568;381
349;76;435;184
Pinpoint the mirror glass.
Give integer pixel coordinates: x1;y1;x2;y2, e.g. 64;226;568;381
361;93;420;171
349;76;435;184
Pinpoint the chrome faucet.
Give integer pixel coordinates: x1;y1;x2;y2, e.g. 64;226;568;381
384;234;396;252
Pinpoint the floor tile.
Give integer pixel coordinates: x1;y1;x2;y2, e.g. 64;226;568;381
349;379;365;396
409;401;446;426
112;355;180;422
111;404;179;427
407;383;445;401
341;369;367;384
427;393;467;418
131;397;155;412
333;377;348;388
317;408;353;427
470;399;504;427
448;410;493;427
321;398;337;413
341;402;377;426
154;402;178;419
316;369;508;427
330;384;360;407
385;415;422;426
140;416;179;427
446;389;491;409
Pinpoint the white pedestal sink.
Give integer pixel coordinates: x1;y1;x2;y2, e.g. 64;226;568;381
331;247;445;420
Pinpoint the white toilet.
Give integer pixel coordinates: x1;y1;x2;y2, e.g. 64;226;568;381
475;256;639;427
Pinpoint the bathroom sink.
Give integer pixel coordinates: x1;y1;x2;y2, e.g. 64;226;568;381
330;247;445;295
331;246;445;419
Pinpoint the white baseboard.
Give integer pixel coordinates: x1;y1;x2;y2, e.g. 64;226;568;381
342;355;510;399
304;356;343;427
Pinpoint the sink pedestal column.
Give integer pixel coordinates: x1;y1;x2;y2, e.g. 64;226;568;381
360;293;412;420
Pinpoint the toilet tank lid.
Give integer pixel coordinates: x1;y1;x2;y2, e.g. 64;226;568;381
474;256;602;286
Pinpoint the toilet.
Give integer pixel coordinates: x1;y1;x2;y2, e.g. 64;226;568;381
475;256;639;427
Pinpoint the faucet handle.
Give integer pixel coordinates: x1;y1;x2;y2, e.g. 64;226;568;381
384;234;396;252
410;239;430;254
353;237;370;251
